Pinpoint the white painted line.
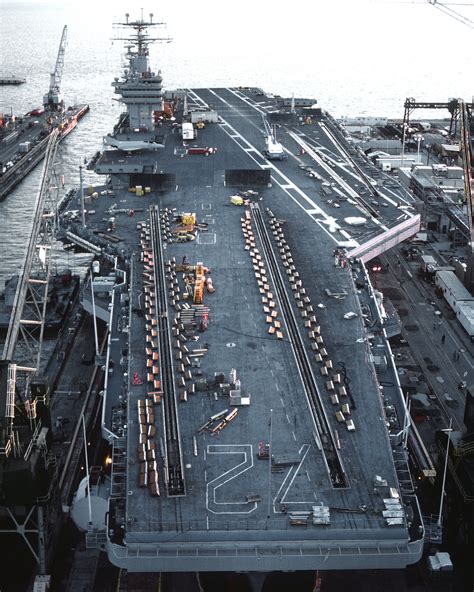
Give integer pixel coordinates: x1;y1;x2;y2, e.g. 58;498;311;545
206;444;257;514
279;444;310;504
196;89;342;245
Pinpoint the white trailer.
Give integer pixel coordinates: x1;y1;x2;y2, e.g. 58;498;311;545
435;270;474;313
420;254;437;274
377;156;420;172
181;122;195;140
190;110;218;124
456;301;474;341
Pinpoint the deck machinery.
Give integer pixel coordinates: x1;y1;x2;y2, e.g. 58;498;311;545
60;13;428;575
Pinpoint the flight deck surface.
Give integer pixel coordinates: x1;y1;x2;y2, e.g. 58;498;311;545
62;87;423;572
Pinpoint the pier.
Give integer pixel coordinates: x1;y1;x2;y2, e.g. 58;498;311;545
0;77;26;85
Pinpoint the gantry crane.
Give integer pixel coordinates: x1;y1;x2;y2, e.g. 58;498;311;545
43;25;68;110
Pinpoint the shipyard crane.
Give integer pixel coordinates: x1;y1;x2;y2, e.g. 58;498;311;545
262;115;287;161
458;99;474;287
0;130;62;578
43;25;68;110
427;0;474;28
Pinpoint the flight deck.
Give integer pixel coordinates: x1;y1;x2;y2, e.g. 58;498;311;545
61;86;424;572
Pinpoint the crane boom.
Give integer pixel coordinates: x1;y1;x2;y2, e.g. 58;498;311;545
43;25;68;109
261;115;288;161
427;1;474;28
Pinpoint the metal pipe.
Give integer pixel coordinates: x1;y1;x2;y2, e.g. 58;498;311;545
267;408;273;520
82;414;93;528
437;418;453;529
79;165;86;228
90;276;100;357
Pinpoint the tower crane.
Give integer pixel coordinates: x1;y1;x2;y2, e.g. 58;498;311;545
43;25;68;110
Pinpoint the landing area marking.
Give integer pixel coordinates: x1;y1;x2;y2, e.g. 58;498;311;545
206;444;257;514
272;444;313;513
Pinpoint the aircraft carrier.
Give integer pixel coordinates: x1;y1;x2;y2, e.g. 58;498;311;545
58;13;427;574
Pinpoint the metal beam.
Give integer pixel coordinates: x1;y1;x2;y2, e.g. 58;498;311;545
2;129;60;379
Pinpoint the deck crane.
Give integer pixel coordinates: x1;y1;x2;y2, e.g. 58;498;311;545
43;25;68;110
262;115;288;161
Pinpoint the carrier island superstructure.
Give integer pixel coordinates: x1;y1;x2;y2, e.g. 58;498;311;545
61;13;426;573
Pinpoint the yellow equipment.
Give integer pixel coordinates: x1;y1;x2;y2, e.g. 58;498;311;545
194;262;205;304
182;212;196;226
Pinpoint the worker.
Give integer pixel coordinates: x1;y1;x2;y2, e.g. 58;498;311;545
441;334;446;345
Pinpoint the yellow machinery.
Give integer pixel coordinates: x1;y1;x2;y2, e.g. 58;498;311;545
194;262;205;304
181;212;196;226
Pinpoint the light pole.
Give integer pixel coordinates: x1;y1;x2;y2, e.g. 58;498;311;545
413;134;424;163
79;165;86;228
437;418;453;529
267;408;273;521
426;144;431;165
416;135;424;164
401;123;407;167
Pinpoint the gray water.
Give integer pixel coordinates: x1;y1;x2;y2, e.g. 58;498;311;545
1;0;473;284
